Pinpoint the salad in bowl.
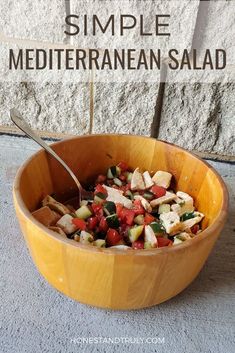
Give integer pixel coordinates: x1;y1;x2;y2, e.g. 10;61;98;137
32;161;204;250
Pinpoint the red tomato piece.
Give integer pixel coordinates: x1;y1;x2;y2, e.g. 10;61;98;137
96;174;106;183
157;237;172;247
151;185;166;198
116;203;123;218
133;200;145;216
120;186;127;193
72;218;86;230
132;240;144;249
144;213;155;225
117;161;129;172
91;203;102;214
120;208;135;226
106;228;123;246
119;174;126;181
124;210;135;226
87;216;98;230
94;184;107;195
99;216;108;232
120;223;130;234
191;224;199;234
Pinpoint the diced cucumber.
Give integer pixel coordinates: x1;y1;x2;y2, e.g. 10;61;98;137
180;212;195;221
176;232;191;241
113;166;121;176
94;192;107;204
128;225;144;243
75;205;92;219
74;234;80;242
80;231;94;244
113;178;123;187
173;236;183;245
158;204;171;214
133;192;140;196
93;239;106;248
150;221;165;234
107;168;114;179
134;215;145;225
125;190;134;200
143;191;154;200
103;201;116;216
144;241;152;249
107;166;121;179
106;214;120;228
126;172;133;182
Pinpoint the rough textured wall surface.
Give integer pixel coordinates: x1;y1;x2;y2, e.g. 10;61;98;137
158;83;235;155
0;82;90;134
93;83;158;135
0;0;234;157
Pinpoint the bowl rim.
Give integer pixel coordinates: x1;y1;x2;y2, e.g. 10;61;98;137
13;134;229;256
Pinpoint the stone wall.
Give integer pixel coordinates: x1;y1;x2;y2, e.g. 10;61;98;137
0;1;234;157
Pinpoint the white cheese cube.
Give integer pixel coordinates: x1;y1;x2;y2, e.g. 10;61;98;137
56;214;77;234
134;195;152;213
159;211;182;235
176;232;192;241
152;171;172;189
110;245;130;250
144;225;158;248
181;212;204;231
173;237;183;245
150;192;177;207
104;185;133;209
158;204;171;214
143;171;154;189
131;168;145;191
171;191;195;216
80;231;94;244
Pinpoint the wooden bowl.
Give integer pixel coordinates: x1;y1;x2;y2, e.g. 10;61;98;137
13;135;228;309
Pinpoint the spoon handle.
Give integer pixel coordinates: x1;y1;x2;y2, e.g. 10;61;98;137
10;108;82;203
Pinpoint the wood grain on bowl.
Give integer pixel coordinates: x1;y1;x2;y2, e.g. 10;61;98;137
13;135;228;309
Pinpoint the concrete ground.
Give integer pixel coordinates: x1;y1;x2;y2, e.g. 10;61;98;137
0;135;234;353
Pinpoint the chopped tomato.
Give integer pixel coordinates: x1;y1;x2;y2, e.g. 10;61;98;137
72;218;86;230
99;216;108;232
116;203;123;218
119;174;126;181
133;199;145;215
87;216;98;230
124;209;135;226
106;228;123;246
119;224;131;238
125;182;131;191
191;224;199;234
132;240;144;249
91;203;102;214
117;161;129;172
144;213;155;225
96;174;106;183
157;237;172;247
151;185;166;198
94;184;107;195
120;185;127;193
120;208;135;226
